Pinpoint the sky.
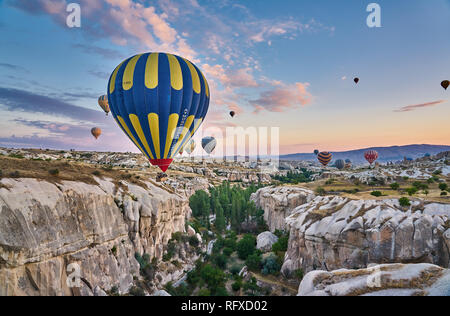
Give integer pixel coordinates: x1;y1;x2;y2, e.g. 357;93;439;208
0;0;449;155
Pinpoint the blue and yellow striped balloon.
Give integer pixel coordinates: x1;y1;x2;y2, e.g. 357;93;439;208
108;52;210;172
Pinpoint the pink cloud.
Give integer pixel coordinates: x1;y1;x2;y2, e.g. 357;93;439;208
394;100;446;112
251;82;312;113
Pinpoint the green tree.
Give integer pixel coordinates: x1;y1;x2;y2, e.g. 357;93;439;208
399;197;411;207
439;183;448;191
214;202;226;233
237;234;256;260
200;264;226;295
245;252;262;271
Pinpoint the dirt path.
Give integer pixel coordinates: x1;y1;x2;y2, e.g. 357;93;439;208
249;272;298;295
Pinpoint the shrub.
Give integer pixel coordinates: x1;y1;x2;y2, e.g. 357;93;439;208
245;252;262;271
188;235;200;247
129;286;145;296
405;187;418;196
399;197;411;207
213;254;227;269
230;265;242;275
272;235;289;253
9;171;20;178
439;183;448;191
232;281;242;292
92;170;101;176
197;289;211;296
294;269;304;281
48;169;59;176
214;287;229;296
441;191;448;196
223;247;233;257
111;246;117;255
261;254;281;275
427;178;435;184
236;234;256;260
315;186;326;195
371;191;383;197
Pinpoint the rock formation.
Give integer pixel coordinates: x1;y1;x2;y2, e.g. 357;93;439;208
0;177;194;296
256;232;278;253
298;263;450;296
251;186;315;231
282;196;450;276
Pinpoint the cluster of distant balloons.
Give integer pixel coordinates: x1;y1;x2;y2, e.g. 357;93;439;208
88;51;447;174
314;149;379;169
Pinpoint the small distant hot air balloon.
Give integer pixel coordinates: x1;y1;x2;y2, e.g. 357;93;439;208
441;80;449;90
185;139;196;155
364;150;379;165
202;136;217;154
91;127;102;140
98;95;110;116
317;152;333;166
354;78;360;84
107;52;210;173
345;159;352;169
335;159;345;170
314;149;319;156
230;111;236;118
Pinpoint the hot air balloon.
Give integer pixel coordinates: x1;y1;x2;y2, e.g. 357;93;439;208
202;137;216;154
98;95;110;116
335;159;345;170
314;149;319;156
354;78;359;84
345;159;352;169
91;127;102;140
185;139;196;155
364;150;379;165
317;152;332;166
441;80;449;90
230;111;235;118
107;52;210;173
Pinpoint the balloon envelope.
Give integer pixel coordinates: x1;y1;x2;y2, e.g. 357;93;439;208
314;149;319;156
442;80;449;90
98;95;110;115
364;150;379;164
230;111;235;118
335;159;345;170
91;127;102;139
354;78;359;84
185;139;196;154
202;137;217;154
317;152;332;166
108;52;210;172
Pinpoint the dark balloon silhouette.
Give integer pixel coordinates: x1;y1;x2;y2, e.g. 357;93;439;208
314;149;319;156
335;159;345;170
230;111;235;118
442;80;449;90
354;78;360;84
91;127;102;140
317;152;332;166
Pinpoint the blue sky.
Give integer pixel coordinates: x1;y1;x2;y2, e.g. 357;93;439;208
0;0;449;154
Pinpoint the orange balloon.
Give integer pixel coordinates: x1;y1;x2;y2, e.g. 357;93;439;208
91;127;102;139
